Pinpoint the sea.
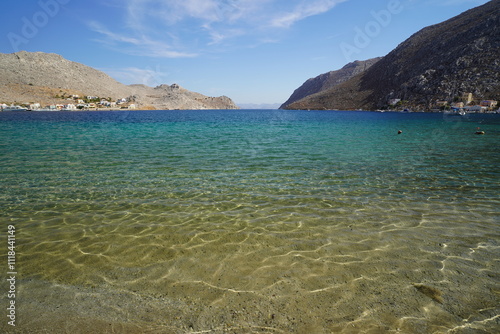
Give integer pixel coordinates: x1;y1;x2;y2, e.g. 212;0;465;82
0;109;499;333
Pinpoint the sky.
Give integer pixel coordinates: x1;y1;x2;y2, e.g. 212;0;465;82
0;0;491;107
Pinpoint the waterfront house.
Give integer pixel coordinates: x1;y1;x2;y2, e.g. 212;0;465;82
467;105;487;113
480;100;498;109
451;102;464;109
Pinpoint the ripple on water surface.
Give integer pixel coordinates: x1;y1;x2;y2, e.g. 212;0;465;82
1;110;499;333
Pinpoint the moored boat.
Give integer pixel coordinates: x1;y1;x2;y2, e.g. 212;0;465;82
1;105;28;112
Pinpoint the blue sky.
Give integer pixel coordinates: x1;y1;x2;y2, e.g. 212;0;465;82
0;0;491;106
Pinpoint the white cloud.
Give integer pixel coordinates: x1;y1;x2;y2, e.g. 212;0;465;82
102;66;171;86
88;21;142;45
270;0;348;28
149;0;344;29
442;0;486;4
88;21;197;58
421;0;489;6
90;0;350;57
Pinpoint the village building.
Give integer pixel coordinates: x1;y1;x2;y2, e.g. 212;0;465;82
462;93;473;105
480;100;498;109
467;105;487;113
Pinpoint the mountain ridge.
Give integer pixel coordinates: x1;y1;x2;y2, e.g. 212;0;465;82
285;1;500;111
280;58;382;109
0;51;239;110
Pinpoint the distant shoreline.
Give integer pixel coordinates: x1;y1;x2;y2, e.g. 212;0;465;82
1;108;499;114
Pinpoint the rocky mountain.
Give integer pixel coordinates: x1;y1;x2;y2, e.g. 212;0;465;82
285;0;500;111
280;58;381;109
130;83;239;110
0;51;239;110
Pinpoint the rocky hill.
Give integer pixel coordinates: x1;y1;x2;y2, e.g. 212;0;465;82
280;58;381;109
285;0;500;111
0;51;239;110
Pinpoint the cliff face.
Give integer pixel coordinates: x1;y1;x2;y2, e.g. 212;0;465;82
286;0;500;111
280;58;381;109
0;51;239;110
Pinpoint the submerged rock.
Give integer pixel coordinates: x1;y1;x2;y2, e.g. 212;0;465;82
413;284;444;304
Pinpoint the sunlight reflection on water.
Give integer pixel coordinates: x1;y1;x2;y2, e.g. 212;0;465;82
1;110;499;333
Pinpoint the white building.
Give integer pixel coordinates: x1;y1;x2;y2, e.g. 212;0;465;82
480;100;498;109
467;105;487;113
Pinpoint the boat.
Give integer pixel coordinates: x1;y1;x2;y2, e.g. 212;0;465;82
444;109;466;116
1;105;28;112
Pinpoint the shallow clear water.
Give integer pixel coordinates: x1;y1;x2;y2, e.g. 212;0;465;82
1;110;499;333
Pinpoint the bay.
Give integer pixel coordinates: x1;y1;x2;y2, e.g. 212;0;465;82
1;110;499;333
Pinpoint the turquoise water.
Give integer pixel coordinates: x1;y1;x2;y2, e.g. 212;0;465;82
1;110;499;333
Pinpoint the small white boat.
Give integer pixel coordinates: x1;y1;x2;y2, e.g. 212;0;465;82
1;106;27;112
445;109;466;116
